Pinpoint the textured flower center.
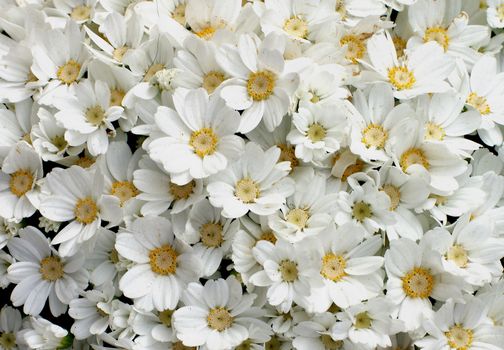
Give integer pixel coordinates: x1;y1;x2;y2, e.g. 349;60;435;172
74;197;98;224
143;63;165;82
195;26;216;40
70;5;91;21
9;169;34;197
200;222;223;247
402;267;434;298
111;181;138;205
149;245;178;275
207;307;233;331
286;208;310;229
172;341;196;350
283;16;308;39
382;184;401;211
235;178;260;203
39;256;64;281
447;245;468;268
110;88;125;106
52;135;68;151
400;148;429;172
109;248;119;264
361;123;387;148
307;123;326;142
279;259;298;282
352;201;372;222
247;71;276;101
57;60;81;84
277;143;299;169
310;92;320;103
424;26;449;51
85;105;106;126
170;180;195;200
202;71;225;93
425;122;445;141
354;311;372;329
259;231;277;244
158;309;174;327
388;66;415;90
0;332;16;349
112;46;129;62
432;194;447;206
320;253;346;281
265;336;282;350
445;325;473;350
189;128;218;157
75;155;95;168
171;4;186;25
393;36;407;58
467;92;491;115
340;35;365;62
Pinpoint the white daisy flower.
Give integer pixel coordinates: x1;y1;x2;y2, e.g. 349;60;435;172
0;100;34;161
133;0;188;31
0;251;14;289
292;312;342;350
0;306;22;350
17;316;72;350
131;308;177;349
7;226;88;317
324;0;387;25
115;216;201;311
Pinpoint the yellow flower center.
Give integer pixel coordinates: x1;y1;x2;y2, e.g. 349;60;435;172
425;122;445;141
189;128;218;157
85;105;106;126
286;208;310;229
110;181;138;206
195;26;216;40
354;311;373;329
200;222;223;247
0;332;16;350
402;267;434;298
207;307;233;331
279;259;298;282
467;92;491;115
307;123;326;142
277;143;299;170
235;178;260;203
447;245;468;268
158;309;174;327
172;4;187;26
320;335;343;350
74;197;98;224
352;201;372;222
335;0;347;19
393;36;407;58
169;180;195;200
27;70;38;83
109;248;119;264
431;194;447;206
110;88;125;106
333;153;365;181
265;336;282;350
258;230;277;244
400;148;429;172
340;35;366;63
70;5;91;21
320;253;346;282
424;26;449;51
57;60;81;84
149;244;178;275
480;0;488;9
75;155;95;168
388;66;416;90
497;4;504;20
51;135;68;151
310;92;320;103
172;341;196;350
283;16;308;39
247;70;276;101
445;325;473;350
39;256;64;281
9;169;34;197
361;123;388;148
202;71;225;94
382;184;401;211
112;46;129;62
143;63;165;82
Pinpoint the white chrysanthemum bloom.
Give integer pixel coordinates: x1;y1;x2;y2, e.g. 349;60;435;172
69;283;115;339
347;84;416;162
364;31;455;99
116;216;201;312
147;88;244;185
134;0;188;30
487;0;504;28
385;238;465;331
131;308;178;349
39;165;122;257
322;0;387;25
133;156;205;216
53;0;97;24
0;251;14;289
0;306;22;350
0;218;21;250
328;147;373;190
335;180;395;236
416;296;504;350
53;79;124;156
249;240;319;312
217;33;300;132
331;297;401;348
0;100;33;160
423;215;504;286
266;304;310;337
207;142;295;219
7;226;88;317
287;102;347;163
232;323;274;350
268;168;337;243
172;276;267;349
0;141;42;222
182;199;240;277
17;317;72;350
292;312;343;350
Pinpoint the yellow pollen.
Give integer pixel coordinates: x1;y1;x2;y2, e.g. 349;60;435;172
189;128;218;157
310;92;320;103
340;35;366;63
431;194;447;206
361;123;388;148
75;155;95;168
480;0;488;9
143;63;165;82
57;60;81;84
265;336;282;350
425;122;445;141
352;201;372;222
149;245;178;275
382;184;401;211
85;105;106;126
283;16;308;39
402;267;434;298
235;340;252;350
200;222;223;247
247;70;276;101
158;309;174;327
277;143;299;170
400;148;429;172
467;92;491;115
112;46;129;62
445;325;473;350
447;245;468;268
321;253;346;282
286;208;310;229
393;36;407;58
307;123;326;142
424;26;450;51
320;335;343;350
388;66;415;90
39;256;64;281
171;4;187;26
170;180;195;200
335;0;347;19
207;307;233;331
27;70;38;83
235;178;260;203
172;341;196;350
109;248;119;264
0;332;16;349
110;88;125;106
333;154;364;181
70;5;91;21
354;312;372;329
9;169;34;197
110;181;138;205
51;135;67;151
195;26;216;40
202;71;225;93
258;231;277;244
279;259;298;282
74;197;98;224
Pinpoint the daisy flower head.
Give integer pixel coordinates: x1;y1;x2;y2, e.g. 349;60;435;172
0;306;22;350
292;312;342;350
17;316;72;350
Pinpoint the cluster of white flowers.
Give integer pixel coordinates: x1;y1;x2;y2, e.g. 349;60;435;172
1;0;504;349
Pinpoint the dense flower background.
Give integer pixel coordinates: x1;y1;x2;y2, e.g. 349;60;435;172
1;0;504;349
